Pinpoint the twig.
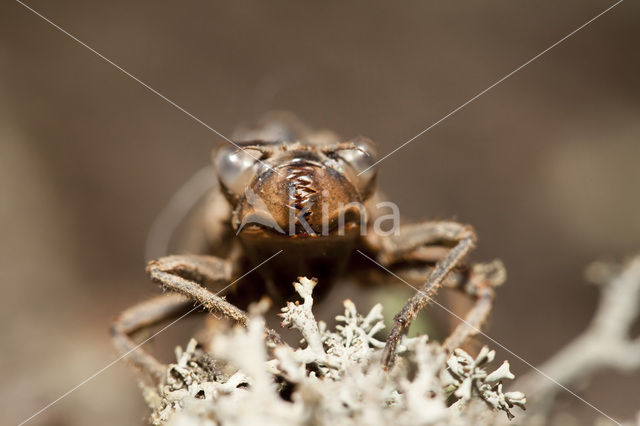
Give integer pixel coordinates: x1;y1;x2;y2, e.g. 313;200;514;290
514;254;640;418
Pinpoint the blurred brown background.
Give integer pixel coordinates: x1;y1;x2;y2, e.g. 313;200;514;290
1;1;639;424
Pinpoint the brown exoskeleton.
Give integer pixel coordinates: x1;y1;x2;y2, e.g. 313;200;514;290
112;113;505;386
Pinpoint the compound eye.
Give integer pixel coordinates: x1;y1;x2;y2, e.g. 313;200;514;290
336;137;378;196
213;146;263;196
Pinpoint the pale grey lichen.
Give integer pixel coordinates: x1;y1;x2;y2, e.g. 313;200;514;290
143;277;524;426
513;254;640;425
442;347;526;420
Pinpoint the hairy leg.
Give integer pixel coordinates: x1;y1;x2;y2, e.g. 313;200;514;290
367;221;477;368
146;254;284;344
111;294;192;385
377;259;504;356
113;254;248;385
145;254;249;325
441;260;505;353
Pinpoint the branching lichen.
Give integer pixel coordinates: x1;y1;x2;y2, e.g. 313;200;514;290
142;277;525;425
443;347;526;420
514;254;640;421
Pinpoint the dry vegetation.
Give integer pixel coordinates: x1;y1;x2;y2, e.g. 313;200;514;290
127;254;640;426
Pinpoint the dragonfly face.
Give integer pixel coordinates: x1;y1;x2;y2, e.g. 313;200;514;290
213;138;378;298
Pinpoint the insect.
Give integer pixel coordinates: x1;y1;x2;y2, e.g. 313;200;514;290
112;112;505;386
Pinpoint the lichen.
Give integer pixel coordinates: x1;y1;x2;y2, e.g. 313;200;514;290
144;277;525;425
